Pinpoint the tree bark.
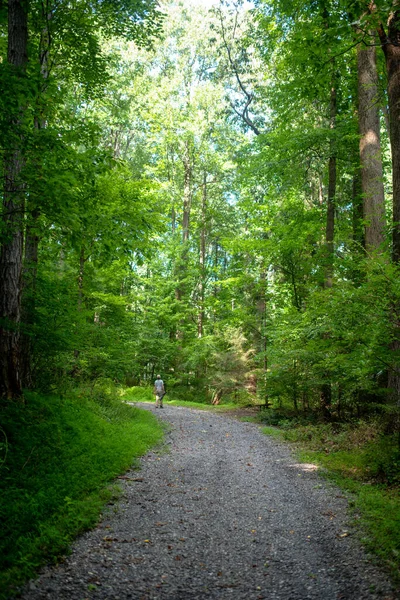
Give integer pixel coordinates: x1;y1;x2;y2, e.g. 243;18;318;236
21;8;52;387
175;140;192;302
357;35;386;251
377;7;400;408
174;140;192;342
78;246;85;312
72;247;85;367
259;269;269;407
7;0;28;67
0;0;29;399
198;172;207;338
213;240;219;299
182;140;192;244
324;78;336;289
320;382;332;421
352;168;365;247
321;14;336;418
377;9;400;261
21;209;40;387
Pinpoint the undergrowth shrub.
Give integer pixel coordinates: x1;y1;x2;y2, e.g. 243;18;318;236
123;385;213;405
281;421;380;451
0;391;163;598
256;408;317;428
166;386;210;404
365;437;400;485
122;385;154;402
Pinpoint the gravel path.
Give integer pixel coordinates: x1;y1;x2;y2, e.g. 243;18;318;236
21;404;396;600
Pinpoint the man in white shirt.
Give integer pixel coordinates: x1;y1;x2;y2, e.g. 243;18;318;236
153;375;165;408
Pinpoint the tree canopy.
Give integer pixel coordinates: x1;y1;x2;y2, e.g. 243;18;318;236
1;0;400;426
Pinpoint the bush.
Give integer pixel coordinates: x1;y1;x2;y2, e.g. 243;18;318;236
168;386;210;404
122;385;154;402
365;436;400;485
257;408;317;428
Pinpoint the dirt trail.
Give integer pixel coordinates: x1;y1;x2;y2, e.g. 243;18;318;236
21;404;395;600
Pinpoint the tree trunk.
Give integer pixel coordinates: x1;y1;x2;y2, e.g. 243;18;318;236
21;209;40;387
321;32;337;419
378;10;400;262
0;0;29;399
182;140;192;244
377;9;400;408
198;172;207;338
320;79;336;418
78;246;85;312
211;389;222;405
174;140;192;304
213;240;219;298
171;204;176;233
173;141;192;342
320;382;332;421
21;9;51;387
72;247;85;366
325;78;336;289
258;269;269;407
352;168;364;247
357;35;386;251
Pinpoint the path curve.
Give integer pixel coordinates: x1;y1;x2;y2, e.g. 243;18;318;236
21;404;395;600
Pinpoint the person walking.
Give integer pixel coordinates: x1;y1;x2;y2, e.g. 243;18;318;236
153;374;165;408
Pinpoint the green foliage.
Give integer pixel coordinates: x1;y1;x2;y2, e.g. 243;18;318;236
264;256;399;418
257;408;317;428
365;440;400;487
163;399;238;411
122;385;155;402
206;327;256;403
0;391;163;598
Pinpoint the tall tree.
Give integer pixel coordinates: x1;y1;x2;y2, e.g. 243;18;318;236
376;5;400;261
0;0;29;398
357;31;386;250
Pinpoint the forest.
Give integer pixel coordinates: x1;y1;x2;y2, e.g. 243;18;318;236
2;0;400;593
3;0;400;416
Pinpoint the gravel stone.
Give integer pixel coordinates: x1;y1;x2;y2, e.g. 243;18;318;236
19;403;397;600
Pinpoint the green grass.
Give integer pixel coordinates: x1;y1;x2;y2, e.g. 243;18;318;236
122;385;154;402
0;390;163;599
261;425;284;438
261;421;400;580
122;387;238;411
163;399;238;411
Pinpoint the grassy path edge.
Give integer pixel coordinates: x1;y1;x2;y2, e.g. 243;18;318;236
0;392;164;600
260;424;400;584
